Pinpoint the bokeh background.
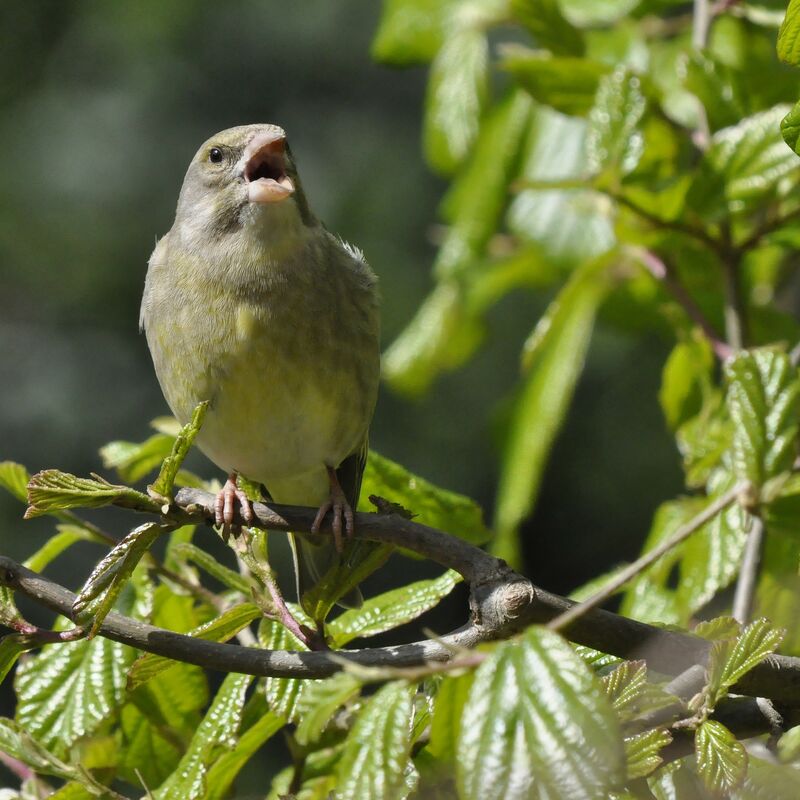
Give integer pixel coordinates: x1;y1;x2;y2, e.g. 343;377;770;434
0;0;683;788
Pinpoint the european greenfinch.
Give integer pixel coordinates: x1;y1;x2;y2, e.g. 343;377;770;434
140;124;380;611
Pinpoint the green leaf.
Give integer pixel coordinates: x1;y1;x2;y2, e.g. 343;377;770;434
149;401;208;499
502;47;612;115
508;106;615;266
695;719;748;796
423;8;490;173
24;470;159;518
694;616;742;641
127;602;260;691
778;0;800;66
434;89;533;281
688;106;799;220
493;255;613;566
361;451;490;544
706;617;784;705
381;282;484;396
601;660;676;723
684;51;747;132
73;522;163;637
260;618;309;722
153;673;253;800
15;634;136;759
621;497;704;624
740;757;800;798
23;525;96;574
559;0;640;26
725;350;800;491
383;90;532;394
100;433;174;483
328;570;461;647
659;336;714;431
510;0;585;56
0;718;118;796
168;542;251;594
117;701;184;790
371;0;455;65
334;681;415;800
0;634;38;686
625;728;672;780
586;66;646;180
457;627;624;800
428;671;474;764
204;710;283;799
294;673;362;746
0;460;29;502
781;100;800;154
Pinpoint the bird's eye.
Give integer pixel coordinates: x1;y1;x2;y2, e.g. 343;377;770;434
209;147;223;163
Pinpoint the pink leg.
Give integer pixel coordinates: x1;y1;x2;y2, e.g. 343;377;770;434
213;472;254;535
311;466;355;554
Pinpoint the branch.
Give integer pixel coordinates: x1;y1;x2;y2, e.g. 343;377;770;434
630;247;733;360
732;516;765;624
3;489;800;707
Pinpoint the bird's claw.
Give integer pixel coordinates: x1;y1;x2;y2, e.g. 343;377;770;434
311;469;354;554
214;474;254;539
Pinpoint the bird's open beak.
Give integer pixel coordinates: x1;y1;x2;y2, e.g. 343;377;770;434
242;133;295;204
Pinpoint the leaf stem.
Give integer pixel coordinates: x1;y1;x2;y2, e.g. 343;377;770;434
630;247;733;360
547;482;749;632
731;516;765;624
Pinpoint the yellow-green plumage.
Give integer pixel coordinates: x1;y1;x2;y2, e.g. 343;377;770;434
140;124;380;610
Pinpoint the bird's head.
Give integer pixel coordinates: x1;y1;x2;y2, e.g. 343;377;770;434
174;124;314;240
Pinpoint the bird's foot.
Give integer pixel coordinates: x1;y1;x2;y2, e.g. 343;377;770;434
311;465;355;554
214;473;254;539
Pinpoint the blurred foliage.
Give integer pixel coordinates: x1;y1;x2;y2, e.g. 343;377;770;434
3;0;800;797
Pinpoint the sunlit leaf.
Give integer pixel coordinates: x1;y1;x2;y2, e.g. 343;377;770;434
778;0;800;66
493;254;613;566
294;673;362;746
725;349;800;491
705;617;784;705
334;681;415;800
259;618;309;723
329;570;460;647
25;470;159;518
508;106;615;266
625;728;672;780
72;522;163;637
149;401;208;499
153;673;253;800
695;719;747;796
371;0;455;65
424;7;490;173
24;525;97;574
100;433;174;483
586;66;646;180
458;627;624;800
204;710;283;799
15;634;136;759
601;660;676;723
0;461;29;502
688;106;799;220
0;718;118;797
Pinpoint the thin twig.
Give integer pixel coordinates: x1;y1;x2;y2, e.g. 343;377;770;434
629;247;733;360
547;482;748;632
612;192;721;253
732;516;765;624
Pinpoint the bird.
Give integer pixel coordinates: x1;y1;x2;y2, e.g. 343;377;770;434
140;123;381;618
